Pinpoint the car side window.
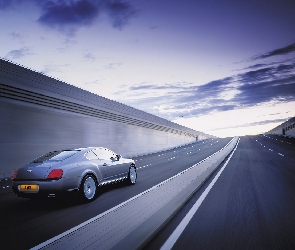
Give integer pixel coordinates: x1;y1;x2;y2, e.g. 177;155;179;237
93;148;116;160
85;150;98;160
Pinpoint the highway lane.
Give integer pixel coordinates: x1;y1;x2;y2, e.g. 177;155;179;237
145;135;295;249
0;137;232;250
260;134;295;160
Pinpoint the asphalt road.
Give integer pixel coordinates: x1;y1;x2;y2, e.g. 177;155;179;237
0;137;231;250
145;135;295;250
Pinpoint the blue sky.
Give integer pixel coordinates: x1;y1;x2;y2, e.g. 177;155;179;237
1;0;294;137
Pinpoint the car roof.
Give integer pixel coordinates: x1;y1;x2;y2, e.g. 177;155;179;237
60;147;106;152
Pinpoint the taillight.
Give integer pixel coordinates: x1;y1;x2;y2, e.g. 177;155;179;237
47;169;63;179
12;171;17;179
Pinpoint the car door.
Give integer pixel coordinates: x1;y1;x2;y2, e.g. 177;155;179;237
84;150;104;182
93;148;126;182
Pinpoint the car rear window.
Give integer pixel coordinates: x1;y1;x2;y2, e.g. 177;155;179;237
31;150;78;163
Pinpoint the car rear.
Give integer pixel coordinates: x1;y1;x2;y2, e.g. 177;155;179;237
12;150;79;199
12;163;64;198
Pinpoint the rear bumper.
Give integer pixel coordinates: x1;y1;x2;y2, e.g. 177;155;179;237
12;178;79;198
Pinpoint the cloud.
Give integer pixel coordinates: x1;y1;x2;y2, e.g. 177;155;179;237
104;0;138;30
242;63;272;71
209;118;288;131
84;52;96;61
85;79;100;85
5;47;32;59
129;83;185;91
63;37;78;45
185;61;294;115
40;63;70;75
38;0;138;33
179;104;237;118
1;0;138;35
234;75;295;106
126;47;295;120
103;62;122;69
253;42;295;60
150;26;158;30
173;77;234;106
9;31;25;39
239;67;274;83
38;0;99;35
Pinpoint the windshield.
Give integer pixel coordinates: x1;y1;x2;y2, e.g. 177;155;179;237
31;150;78;163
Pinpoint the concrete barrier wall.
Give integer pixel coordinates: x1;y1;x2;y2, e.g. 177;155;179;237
284;122;295;137
266;117;295;137
0;58;212;174
0;58;200;136
0;100;195;171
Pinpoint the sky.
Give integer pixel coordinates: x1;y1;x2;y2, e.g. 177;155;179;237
0;0;294;137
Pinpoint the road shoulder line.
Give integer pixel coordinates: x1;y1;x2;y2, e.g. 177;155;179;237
161;137;240;249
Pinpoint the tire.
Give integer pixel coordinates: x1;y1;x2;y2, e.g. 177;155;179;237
80;175;97;202
127;166;137;185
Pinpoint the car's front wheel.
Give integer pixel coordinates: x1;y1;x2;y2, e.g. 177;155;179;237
80;175;97;202
127;166;137;185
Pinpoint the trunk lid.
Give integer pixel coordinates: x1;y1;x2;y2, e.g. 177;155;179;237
16;162;59;180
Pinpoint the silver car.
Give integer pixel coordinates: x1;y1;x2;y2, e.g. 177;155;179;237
12;147;137;202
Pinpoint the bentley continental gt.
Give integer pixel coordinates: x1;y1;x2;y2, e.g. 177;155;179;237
12;147;137;202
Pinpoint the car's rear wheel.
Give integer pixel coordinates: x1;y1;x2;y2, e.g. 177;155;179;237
127;166;137;185
80;175;97;202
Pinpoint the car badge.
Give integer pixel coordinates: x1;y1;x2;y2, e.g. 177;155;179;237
27;170;33;172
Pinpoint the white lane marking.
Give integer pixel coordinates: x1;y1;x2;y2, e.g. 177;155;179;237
0;178;10;182
256;138;291;157
161;138;240;250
